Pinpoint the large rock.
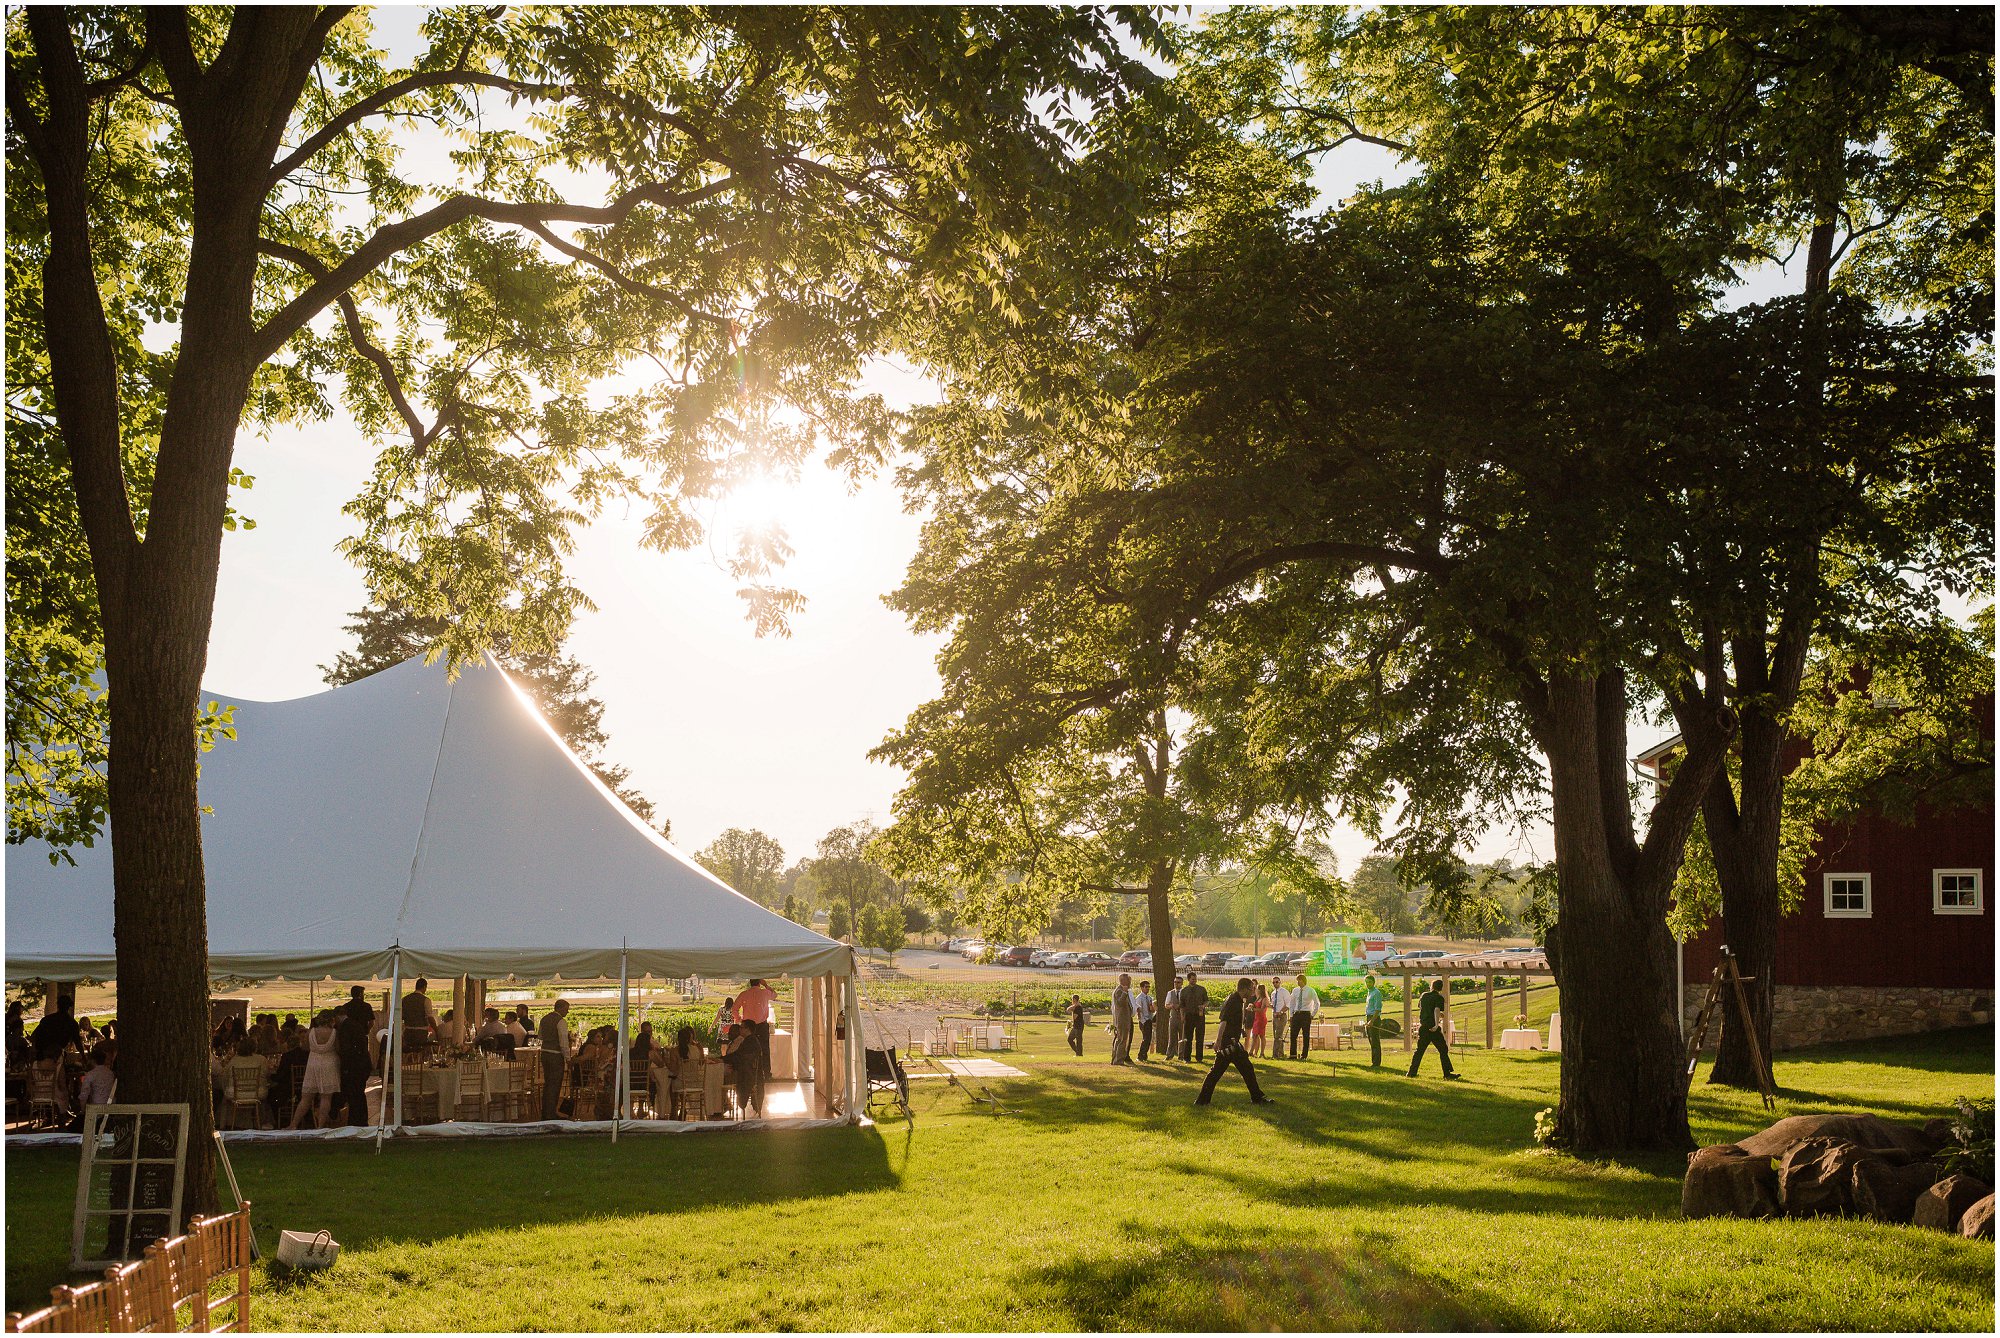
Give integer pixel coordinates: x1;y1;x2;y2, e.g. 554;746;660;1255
1914;1175;1993;1232
1962;1194;1995;1239
1737;1113;1943;1161
1780;1137;1866;1217
1684;1144;1781;1220
1777;1136;1937;1219
1852;1156;1944;1223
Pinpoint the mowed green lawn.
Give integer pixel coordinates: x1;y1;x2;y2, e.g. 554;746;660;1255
6;1026;1992;1331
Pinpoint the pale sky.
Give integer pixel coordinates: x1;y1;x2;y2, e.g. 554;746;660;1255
201;14;1820;880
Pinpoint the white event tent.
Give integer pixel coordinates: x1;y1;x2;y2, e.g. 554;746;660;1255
5;653;865;1133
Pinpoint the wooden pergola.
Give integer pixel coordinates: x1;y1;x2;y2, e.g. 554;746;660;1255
1391;950;1556;1051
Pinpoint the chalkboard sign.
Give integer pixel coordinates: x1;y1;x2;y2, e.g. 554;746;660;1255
71;1103;189;1270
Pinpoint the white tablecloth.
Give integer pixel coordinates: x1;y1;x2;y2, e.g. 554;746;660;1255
1500;1028;1540;1051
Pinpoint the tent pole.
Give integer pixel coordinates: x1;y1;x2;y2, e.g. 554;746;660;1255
614;945;629;1143
378;948;402;1152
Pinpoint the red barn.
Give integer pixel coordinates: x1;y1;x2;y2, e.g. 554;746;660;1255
1640;735;1993;1050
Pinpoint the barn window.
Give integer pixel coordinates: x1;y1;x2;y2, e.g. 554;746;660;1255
1933;869;1983;915
1823;873;1871;918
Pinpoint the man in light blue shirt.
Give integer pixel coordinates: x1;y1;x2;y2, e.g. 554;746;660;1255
1363;973;1385;1067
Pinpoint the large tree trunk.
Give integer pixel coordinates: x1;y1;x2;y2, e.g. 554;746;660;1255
105;589;223;1218
1537;669;1722;1153
1703;598;1814;1089
25;7;330;1221
1702;710;1787;1090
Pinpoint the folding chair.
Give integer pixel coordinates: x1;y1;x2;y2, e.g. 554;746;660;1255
396;1066;440;1124
864;1046;911;1122
222;1059;266;1130
25;1062;65;1129
452;1059;486;1122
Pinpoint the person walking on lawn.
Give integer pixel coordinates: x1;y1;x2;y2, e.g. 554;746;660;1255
1363;973;1386;1068
1195;978;1273;1106
1066;994;1087;1056
1110;975;1135;1065
1134;980;1155;1061
1407;978;1463;1080
1178;972;1210;1061
1288;974;1321;1059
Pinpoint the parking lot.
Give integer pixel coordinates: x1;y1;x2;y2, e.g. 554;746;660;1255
893;945;1321;979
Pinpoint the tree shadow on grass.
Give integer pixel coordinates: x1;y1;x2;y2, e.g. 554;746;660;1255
994;1061;1559;1150
1155;1152;1673;1220
6;1123;902;1307
1013;1226;1536;1331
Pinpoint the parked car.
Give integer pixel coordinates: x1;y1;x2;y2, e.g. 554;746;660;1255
959;941;988;960
998;944;1037;967
1173;953;1202;970
1246;952;1290;971
1072;951;1119;970
1042;951;1077;969
1285;952;1319;971
1119;950;1153;970
1384;949;1448;965
1200;951;1234;970
1222;955;1259;974
1029;949;1060;967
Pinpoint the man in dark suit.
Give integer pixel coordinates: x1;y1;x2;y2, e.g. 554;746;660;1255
341;984;375;1030
336;1004;374;1126
401;977;434;1058
1177;972;1209;1062
1407;978;1463;1080
1195;978;1273;1106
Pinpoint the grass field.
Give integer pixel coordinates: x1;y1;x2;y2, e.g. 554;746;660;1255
6;1025;1992;1331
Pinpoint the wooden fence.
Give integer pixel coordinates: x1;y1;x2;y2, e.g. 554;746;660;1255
6;1204;252;1333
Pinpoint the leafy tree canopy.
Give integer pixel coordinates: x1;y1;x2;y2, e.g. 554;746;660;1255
693;826;786;906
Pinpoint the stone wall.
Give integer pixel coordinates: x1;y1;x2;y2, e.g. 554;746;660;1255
1684;985;1995;1051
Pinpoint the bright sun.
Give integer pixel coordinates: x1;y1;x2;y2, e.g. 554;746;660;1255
721;471;799;537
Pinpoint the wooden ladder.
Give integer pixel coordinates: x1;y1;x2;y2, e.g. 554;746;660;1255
1683;946;1776;1110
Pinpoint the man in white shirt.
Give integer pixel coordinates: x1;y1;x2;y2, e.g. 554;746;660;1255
1133;980;1156;1061
1269;977;1291;1059
1163;977;1183;1063
77;1046;116;1109
1288;974;1321;1059
474;1007;514;1057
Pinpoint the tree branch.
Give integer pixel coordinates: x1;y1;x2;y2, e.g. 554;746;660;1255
518;221;735;331
258;238;437;451
145;8;201;94
23;7;140;604
251;174;742;363
82;26;157;101
267;67;559;187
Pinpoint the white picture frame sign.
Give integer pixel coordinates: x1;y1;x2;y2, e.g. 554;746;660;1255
71;1102;190;1271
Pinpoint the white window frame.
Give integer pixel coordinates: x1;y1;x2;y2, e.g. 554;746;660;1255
1933;868;1984;916
1823;872;1872;919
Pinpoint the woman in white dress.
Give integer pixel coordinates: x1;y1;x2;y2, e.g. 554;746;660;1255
289;1010;342;1129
